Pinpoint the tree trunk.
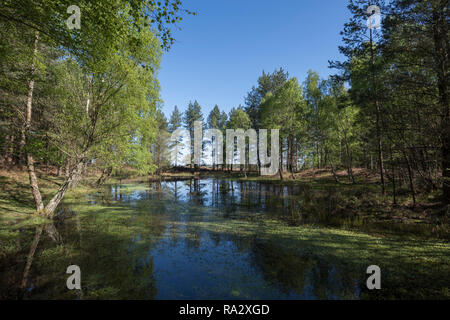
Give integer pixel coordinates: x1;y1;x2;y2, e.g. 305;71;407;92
97;166;113;186
330;158;340;183
24;31;44;212
370;28;386;196
390;145;397;205
27;154;44;211
317;142;321;169
279;142;283;180
44;160;86;217
403;150;416;206
289;136;295;179
344;141;355;184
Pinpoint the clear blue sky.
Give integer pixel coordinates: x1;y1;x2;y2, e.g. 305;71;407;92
158;0;351;119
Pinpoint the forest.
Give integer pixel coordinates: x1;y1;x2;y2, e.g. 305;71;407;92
0;0;449;301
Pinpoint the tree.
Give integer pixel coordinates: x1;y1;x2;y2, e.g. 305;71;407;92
0;3;185;216
0;0;195;53
226;106;252;174
168;105;183;133
330;0;387;195
0;1;195;216
152;110;170;175
45;23;161;213
207;105;221;129
245;68;289;129
167;105;184;168
245;68;289;173
183;100;203;170
382;0;449;202
206;105;227;170
261;78;306;179
303;70;328;169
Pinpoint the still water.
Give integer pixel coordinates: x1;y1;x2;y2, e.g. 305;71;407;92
1;179;449;299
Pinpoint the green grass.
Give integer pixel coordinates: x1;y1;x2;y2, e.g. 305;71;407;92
0;170;101;236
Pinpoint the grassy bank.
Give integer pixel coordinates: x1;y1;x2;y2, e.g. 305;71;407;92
0;168;101;235
1;167;448;238
144;168;449;232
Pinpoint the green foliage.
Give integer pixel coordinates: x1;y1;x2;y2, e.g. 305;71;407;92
168;105;183;133
227;106;252;130
183;100;203;133
261;77;305;137
207;105;227;130
0;0;195;52
245;68;289;129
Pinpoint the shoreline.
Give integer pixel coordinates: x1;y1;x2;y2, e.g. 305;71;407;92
1;168;448;240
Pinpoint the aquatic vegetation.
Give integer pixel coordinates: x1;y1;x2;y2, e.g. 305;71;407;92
0;179;449;299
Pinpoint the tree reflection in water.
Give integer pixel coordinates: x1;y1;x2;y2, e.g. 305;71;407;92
0;178;448;299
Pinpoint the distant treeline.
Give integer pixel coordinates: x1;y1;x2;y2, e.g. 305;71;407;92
162;2;449;205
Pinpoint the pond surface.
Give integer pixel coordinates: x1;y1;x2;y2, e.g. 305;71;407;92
1;179;449;299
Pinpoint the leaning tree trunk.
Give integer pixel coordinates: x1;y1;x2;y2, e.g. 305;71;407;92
97;166;113;186
44;160;86;217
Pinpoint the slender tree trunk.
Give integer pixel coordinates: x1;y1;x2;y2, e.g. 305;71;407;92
403;150;416;206
390;145;397;205
370;28;386;196
317;141;321;169
24;31;44;212
279;142;283;180
27;154;44;211
289;135;295;179
330;158;340;183
294;140;298;172
344;140;355;184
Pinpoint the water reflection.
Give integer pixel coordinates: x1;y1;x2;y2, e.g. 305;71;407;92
0;178;448;299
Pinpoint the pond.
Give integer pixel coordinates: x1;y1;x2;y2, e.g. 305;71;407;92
1;178;449;299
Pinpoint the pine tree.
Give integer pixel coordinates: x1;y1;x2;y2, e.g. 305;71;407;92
207;105;221;129
169;105;183;133
184;100;203;170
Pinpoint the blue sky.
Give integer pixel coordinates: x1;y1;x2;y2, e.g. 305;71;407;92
158;0;351;119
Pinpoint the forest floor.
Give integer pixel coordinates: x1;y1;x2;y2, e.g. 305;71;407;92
1;166;449;239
